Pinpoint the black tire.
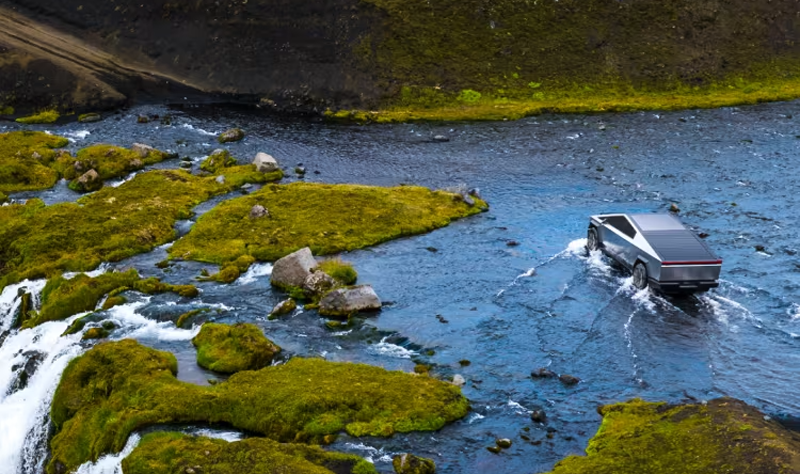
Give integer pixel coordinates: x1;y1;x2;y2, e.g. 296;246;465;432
632;262;648;290
587;227;600;251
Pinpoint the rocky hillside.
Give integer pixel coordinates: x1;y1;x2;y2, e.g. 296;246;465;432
2;0;800;116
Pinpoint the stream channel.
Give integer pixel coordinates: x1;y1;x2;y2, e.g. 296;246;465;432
1;101;799;474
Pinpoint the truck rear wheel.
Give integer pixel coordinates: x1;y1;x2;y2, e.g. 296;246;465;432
633;262;648;290
587;227;600;251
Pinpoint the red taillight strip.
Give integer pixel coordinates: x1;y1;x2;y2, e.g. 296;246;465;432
661;260;722;266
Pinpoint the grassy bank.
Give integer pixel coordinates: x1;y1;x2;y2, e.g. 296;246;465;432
49;339;468;473
545;398;800;474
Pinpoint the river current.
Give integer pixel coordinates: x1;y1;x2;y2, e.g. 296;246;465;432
1;102;799;473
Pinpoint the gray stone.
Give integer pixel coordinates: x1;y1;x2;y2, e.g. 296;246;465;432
218;128;245;143
303;271;337;296
31;151;42;160
451;374;466;386
131;143;156;158
75;169;102;192
559;374;580;386
269;298;297;319
249;204;269;219
318;285;381;318
129;158;144;169
79;113;102;123
461;193;476;207
433;134;450;142
253;152;279;173
270;247;318;288
468;187;481;198
215;175;225;184
392;454;436;474
179;161;193;169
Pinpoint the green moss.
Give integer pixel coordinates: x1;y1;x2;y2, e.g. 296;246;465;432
82;327;109;340
0;166;281;293
200;149;237;173
546;398;800;474
24;269;198;328
203;255;257;284
52;144;172;189
49;340;468;473
170;182;487;267
101;295;127;310
192;323;281;373
0;191;7;204
175;308;208;329
123;432;377;474
16;109;59;124
0;106;14;115
0;131;69;193
317;258;358;285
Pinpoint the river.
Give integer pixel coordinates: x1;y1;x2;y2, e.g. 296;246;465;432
1;101;799;473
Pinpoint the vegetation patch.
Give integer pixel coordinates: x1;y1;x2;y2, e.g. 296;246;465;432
546;398;800;474
192;322;281;373
123;432;377;474
200;149;237;173
0;167;282;293
52;144;173;192
15;109;59;124
169;182;487;268
23;269;198;328
317;258;358;285
0;131;69;193
49;339;468;474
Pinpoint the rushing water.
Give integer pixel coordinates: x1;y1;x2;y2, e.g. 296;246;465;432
1;101;800;473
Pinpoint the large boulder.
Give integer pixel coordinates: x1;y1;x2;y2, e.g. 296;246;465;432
270;247;318;289
318;285;381;318
253;152;279;173
392;454;436;474
303;271;337;296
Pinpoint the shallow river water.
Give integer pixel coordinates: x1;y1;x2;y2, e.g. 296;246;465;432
1;101;799;474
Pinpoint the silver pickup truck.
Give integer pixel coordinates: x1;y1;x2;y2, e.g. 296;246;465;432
587;213;722;294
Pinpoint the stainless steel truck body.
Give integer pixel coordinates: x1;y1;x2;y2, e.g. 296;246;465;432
587;213;722;293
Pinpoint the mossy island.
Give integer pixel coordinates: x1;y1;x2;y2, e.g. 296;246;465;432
192;322;281;373
48;339;469;474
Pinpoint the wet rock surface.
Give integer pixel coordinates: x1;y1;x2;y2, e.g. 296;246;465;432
270;247;318;289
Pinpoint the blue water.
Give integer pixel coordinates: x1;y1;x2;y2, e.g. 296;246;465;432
2;101;800;473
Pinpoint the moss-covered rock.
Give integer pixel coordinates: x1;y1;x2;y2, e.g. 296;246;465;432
192;323;281;373
218;128;245;144
49;339;469;474
392;453;436;474
317;258;358;285
169;182;488;267
123;432;377;474
175;308;209;329
15;109;59;124
0;131;69;194
0;166;282;293
81;327;109;340
77;113;101;123
200;149;237;173
546;398;800;474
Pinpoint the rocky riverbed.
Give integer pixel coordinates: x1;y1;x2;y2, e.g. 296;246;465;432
1;101;800;473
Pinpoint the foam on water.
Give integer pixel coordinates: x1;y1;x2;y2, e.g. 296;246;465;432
343;442;395;464
789;303;800;321
64;130;91;141
180;123;217;136
367;337;417;359
109;172;138;188
75;433;141;474
507;399;532;415
0;279;47;334
110;299;200;341
238;263;273;285
63;264;110;281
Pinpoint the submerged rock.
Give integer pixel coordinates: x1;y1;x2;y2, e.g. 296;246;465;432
219;128;245;143
269;298;297;319
531;367;557;378
318;285;381;318
559;374;580;386
530;409;547;423
496;438;512;449
78;113;101;123
253;152;280;173
271;247;318;289
392;453;436;474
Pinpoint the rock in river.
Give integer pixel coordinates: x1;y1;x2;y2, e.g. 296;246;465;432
303;270;337;296
218;128;245;143
131;143;156;158
270;247;318;289
253;152;280;173
71;169;102;192
269;298;297;319
318;285;381;318
393;453;436;474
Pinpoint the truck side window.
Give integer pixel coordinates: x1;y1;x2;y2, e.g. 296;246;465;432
606;216;637;239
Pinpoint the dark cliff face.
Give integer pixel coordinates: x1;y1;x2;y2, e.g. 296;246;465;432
2;0;800;114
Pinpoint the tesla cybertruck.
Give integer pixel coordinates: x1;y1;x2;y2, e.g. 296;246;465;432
587;213;722;293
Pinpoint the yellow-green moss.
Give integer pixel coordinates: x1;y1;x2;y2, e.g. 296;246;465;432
0;131;69;193
0;106;14;115
123;432;377;474
317;258;358;285
81;327;109;340
0;191;7;204
200;149;237;173
0;167;282;293
175;308;208;328
203;255;257;284
16;109;59;124
169;182;487;267
546;398;800;474
49;339;469;474
101;295;127;310
192;322;281;373
24;269;198;328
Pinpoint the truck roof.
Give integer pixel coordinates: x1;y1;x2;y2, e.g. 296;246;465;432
628;214;718;262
